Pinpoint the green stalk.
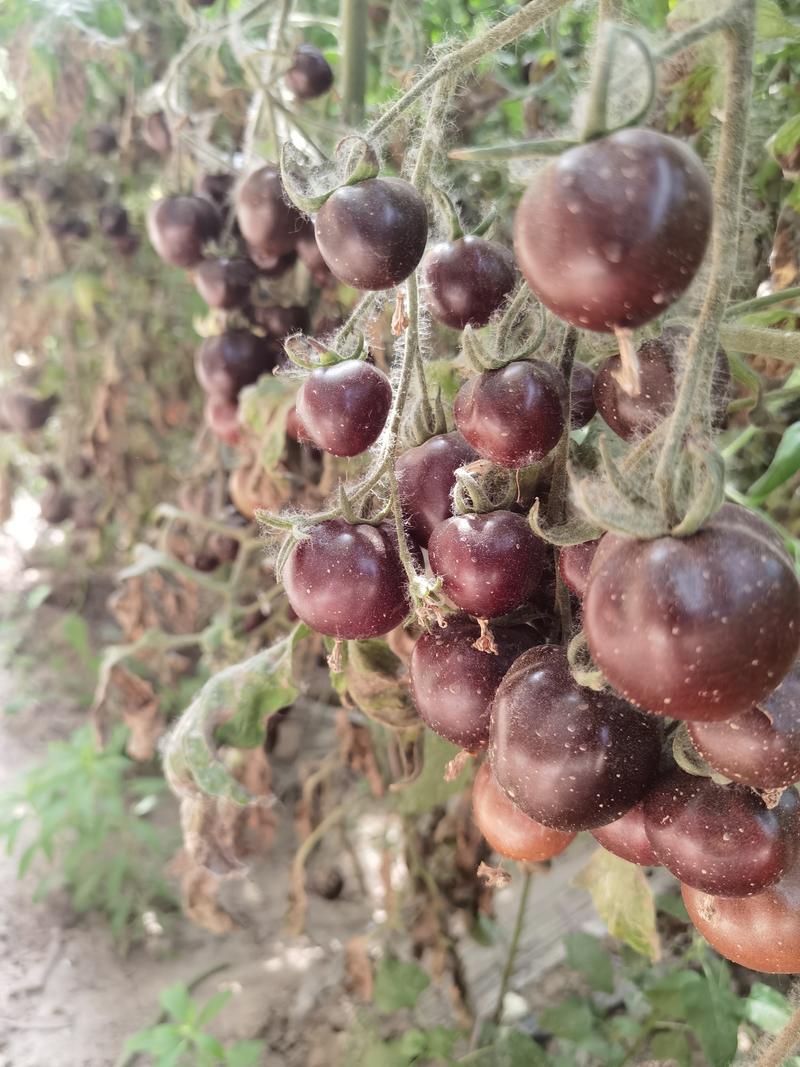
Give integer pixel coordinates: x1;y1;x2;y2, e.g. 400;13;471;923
341;0;368;125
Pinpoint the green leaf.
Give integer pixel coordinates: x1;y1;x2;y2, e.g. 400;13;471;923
195;989;232;1027
650;1031;692;1067
772;115;800;160
343;639;419;729
746;422;800;502
687;959;740;1067
159;983;193;1022
238;374;298;470
757;0;800;40
575;850;660;961
539;995;596;1041
193;1031;226;1059
467;1031;550;1067
123;1023;183;1057
225;1040;268;1067
373;957;430;1013
656;890;690;922
25;584;52;610
564;931;614;993
395;731;473;815
744;982;793;1034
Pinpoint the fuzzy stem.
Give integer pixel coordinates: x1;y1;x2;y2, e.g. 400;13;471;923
753;994;800;1067
410;74;457;189
547;328;577;641
718;323;800;363
406;272;435;432
724;284;800;318
341;0;368;125
366;0;569;141
658;0;749;60
653;0;756;524
493;866;534;1025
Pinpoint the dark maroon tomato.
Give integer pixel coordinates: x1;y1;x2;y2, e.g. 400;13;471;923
557;539;599;599
313;178;428;291
513;129;712;331
570;361;596;429
688;664;800;789
295;359;392;457
142;111;171;155
473;762;576;862
248;245;298;276
285;404;313;444
644;770;796;896
195;172;234;208
195;330;280;401
40;486;73;524
395;432;477;547
146;196;222;268
428;510;546;619
409;617;535;751
0;391;57;432
593;326;731;441
422;236;516;330
194;258;254;310
295;219;334;285
584;504;800;722
282;519;409;639
453;360;565;469
86;123;117;155
489;645;661;831
250;304;310;340
284;44;334;100
683;839;800;973
236;166;304;257
0;133;23;161
204;397;241;446
591;802;659;866
98;204;129;238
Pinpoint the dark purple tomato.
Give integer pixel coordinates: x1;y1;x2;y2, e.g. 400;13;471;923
593;326;731;441
194;258;254;309
422;236;516;330
98;204;129;238
86;123;117;155
395;432;477;547
584;504;800;722
428;510;546;618
146;195;222;268
0;133;23;160
591;802;659;866
195;330;280;401
284;44;334;100
142;111;171;156
473;762;576;862
282;519;409;639
248;246;298;276
409;617;536;751
683;842;800;973
236;165;304;257
295;359;392;457
489;645;661;831
204;397;241;446
40;486;73;524
570;361;597;428
313;178;428;291
688;664;800;789
644;770;797;896
250;304;310;340
0;391;57;432
557;539;599;599
453;360;565;469
295;219;334;285
195;172;234;208
286;405;313;444
514;129;712;331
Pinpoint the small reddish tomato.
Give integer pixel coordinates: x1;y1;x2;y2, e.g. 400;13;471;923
295;359;392;457
591;802;659;866
422;236;516;330
395;432;477;547
557;540;599;599
472;762;576;862
236;165;304;257
284;44;334;100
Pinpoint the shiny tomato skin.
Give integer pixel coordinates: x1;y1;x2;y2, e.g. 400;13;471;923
557;540;600;599
236;165;304;257
284;44;334;100
453;360;565;469
296;359;392;457
472;762;576;862
194;258;254;310
283;520;409;639
591;802;659;866
428;510;546;619
195;330;280;402
313;178;428;291
584;504;800;722
395;432;477;547
423;236;516;330
147;195;222;268
489;645;662;831
513;129;712;331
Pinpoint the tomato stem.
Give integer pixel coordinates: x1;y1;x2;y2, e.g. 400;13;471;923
341;0;368;124
492;866;534;1024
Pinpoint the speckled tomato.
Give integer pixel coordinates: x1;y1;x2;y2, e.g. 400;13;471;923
428;510;546;618
453;360;565;469
285;405;314;445
472;762;576;862
194;259;254;309
557;539;599;599
593;326;731;440
236;165;304;257
296;359;392;457
146;195;222;268
514;129;712;331
570;361;597;429
295;219;334;285
688;664;800;789
643;770;797;896
422;236;516;330
282;519;409;639
204;397;241;446
489;645;662;830
313;178;428;290
409;617;536;751
395;432;477;547
591;802;659;866
195;330;280;401
683;838;800;973
250;304;310;340
284;44;334;99
584;504;800;721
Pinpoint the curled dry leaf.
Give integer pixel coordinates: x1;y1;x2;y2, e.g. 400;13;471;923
335;709;386;798
345;936;374;1002
169;848;239;934
477;861;511;889
111;665;165;762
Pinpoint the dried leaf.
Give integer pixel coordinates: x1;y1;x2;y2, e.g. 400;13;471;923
575;848;661;961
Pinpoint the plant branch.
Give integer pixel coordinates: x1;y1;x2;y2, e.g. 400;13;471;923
341;0;368;124
718;324;800;363
658;0;749;60
493;866;534;1024
724;284;800;318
